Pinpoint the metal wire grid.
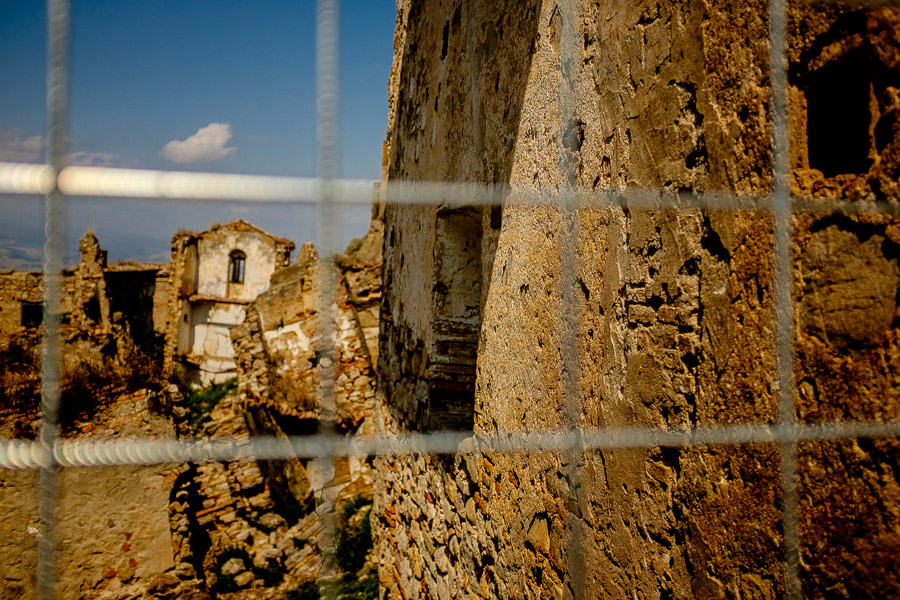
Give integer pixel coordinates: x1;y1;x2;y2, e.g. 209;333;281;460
0;0;897;598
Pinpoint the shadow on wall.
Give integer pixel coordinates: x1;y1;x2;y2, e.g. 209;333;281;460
381;0;543;434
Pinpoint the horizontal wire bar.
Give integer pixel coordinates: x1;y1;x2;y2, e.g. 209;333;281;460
0;163;55;194
0;162;376;203
0;421;897;470
2;162;899;215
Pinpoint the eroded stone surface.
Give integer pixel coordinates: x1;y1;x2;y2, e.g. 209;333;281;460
375;2;900;599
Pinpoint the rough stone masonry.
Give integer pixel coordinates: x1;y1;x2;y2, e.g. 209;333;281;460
374;2;900;599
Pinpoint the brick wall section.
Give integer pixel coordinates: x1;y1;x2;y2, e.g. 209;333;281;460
375;2;900;600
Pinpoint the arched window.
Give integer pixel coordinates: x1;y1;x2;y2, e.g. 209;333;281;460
229;250;246;284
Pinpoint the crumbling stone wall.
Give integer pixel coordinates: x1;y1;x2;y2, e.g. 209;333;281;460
0;269;61;337
165;385;332;598
190;211;384;595
0;232;166;439
74;231;112;331
375;2;900;599
231;207;384;433
0;232;165;345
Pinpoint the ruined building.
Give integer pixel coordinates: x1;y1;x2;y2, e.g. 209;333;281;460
0;231;168;438
0;212;384;598
0;231;167;347
374;2;900;600
163;220;294;386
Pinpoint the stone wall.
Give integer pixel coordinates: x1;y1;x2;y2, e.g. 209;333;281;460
165;385;332;598
231;209;384;432
375;2;900;600
0;389;191;600
202;210;384;595
0;269;65;338
0;232;165;345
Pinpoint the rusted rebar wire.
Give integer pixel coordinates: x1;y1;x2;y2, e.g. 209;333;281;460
554;0;589;597
768;0;801;596
4;162;900;218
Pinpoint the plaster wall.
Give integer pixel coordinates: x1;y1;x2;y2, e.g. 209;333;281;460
197;229;280;302
189;303;245;385
164;222;294;383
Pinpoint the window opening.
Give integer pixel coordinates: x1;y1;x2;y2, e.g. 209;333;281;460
21;301;43;329
423;207;483;431
229;250;246;284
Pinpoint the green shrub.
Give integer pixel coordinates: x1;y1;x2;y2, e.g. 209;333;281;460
0;335;41;421
340;496;372;521
335;496;373;576
282;581;321;600
337;569;379;600
184;377;237;433
256;557;284;587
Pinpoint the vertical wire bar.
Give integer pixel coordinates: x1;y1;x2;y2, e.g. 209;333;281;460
767;0;801;598
315;0;340;597
37;1;71;598
556;1;587;597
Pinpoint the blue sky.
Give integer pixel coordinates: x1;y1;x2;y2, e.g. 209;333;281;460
0;0;396;267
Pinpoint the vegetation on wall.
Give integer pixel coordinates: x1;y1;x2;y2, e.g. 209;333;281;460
0;334;41;435
281;581;322;600
335;495;378;600
335;496;373;575
276;495;378;600
60;346;162;427
0;331;164;437
183;377;237;434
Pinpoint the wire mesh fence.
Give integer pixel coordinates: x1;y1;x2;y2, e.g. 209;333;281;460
0;0;899;598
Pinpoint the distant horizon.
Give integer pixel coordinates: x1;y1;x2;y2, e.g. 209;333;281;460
0;194;375;271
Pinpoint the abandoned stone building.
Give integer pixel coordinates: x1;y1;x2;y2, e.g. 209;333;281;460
374;2;900;600
0;230;168;350
163;220;295;386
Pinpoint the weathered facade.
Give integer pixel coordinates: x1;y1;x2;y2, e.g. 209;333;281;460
0;232;167;344
375;2;900;600
0;213;383;598
163;220;294;386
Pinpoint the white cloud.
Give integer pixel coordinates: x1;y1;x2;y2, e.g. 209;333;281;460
67;151;117;167
160;122;236;164
0;128;44;162
0;128;121;166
